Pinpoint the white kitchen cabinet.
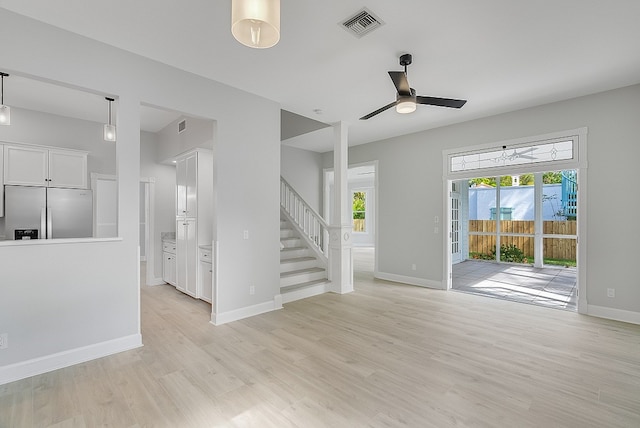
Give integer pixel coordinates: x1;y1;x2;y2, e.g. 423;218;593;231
163;251;177;286
3;144;88;188
176;218;197;297
198;246;213;303
162;240;177;286
48;149;88;188
175;151;198;217
174;148;213;301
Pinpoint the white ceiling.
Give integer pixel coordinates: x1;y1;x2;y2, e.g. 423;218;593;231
2;1;640;152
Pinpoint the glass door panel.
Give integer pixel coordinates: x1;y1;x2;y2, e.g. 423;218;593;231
498;175;534;264
468;177;497;261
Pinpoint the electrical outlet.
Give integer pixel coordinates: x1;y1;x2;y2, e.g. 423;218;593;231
434;216;439;224
0;333;8;350
411;264;417;271
434;227;439;234
607;288;615;298
243;230;249;240
249;286;255;295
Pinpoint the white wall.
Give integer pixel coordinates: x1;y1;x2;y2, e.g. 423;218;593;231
325;84;640;321
0;10;281;382
156;115;214;163
281;145;323;213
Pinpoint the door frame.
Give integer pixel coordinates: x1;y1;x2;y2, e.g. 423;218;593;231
91;173;157;287
323;160;379;274
442;128;588;314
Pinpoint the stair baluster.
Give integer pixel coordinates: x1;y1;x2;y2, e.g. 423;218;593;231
280;177;329;260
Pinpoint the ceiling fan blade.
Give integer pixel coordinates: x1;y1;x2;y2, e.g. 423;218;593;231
388;71;411;95
416;96;467;109
359;101;397;120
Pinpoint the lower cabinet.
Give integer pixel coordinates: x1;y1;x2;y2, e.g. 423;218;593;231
162;240;177;286
163;252;176;286
199;246;213;303
176;219;197;297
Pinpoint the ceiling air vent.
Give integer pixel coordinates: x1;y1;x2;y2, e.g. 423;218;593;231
178;119;186;134
340;8;384;38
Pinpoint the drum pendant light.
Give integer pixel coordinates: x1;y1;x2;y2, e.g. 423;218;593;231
231;0;280;49
0;72;11;126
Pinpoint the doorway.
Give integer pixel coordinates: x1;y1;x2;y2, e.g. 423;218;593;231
92;173;156;287
443;128;587;313
324;161;378;278
451;172;578;311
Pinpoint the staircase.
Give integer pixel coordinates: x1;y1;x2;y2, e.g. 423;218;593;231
280;214;330;303
280;177;331;304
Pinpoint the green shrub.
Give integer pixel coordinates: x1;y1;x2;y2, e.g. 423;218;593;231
494;244;526;263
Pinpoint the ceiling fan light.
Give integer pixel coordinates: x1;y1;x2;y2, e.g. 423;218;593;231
0;105;10;125
232;0;280;49
396;97;416;114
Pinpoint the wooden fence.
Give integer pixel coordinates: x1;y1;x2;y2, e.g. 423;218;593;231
468;220;576;260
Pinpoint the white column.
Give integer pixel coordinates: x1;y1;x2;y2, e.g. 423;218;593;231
328;121;353;294
534;172;544;267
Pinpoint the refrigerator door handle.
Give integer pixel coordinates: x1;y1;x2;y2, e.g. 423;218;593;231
47;206;53;239
41;207;47;239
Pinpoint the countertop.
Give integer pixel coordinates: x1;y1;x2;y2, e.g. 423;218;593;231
161;231;176;243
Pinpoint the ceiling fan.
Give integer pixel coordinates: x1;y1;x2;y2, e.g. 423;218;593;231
360;54;467;120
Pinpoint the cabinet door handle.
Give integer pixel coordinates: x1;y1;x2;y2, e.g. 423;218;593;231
208;270;212;273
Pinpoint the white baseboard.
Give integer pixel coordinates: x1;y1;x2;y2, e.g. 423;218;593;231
211;298;282;326
375;271;443;289
587;305;640;325
0;334;142;386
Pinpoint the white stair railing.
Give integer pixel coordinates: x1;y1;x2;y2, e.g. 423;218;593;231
280;177;329;260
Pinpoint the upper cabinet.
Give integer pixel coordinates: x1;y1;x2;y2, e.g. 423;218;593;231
176;151;198;218
3;144;88;189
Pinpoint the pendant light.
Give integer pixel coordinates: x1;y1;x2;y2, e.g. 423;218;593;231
231;0;280;49
103;97;116;142
0;72;10;126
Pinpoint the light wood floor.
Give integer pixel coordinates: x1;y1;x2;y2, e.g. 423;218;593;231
2;250;639;427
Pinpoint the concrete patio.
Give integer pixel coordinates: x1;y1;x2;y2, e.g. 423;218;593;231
452;259;577;311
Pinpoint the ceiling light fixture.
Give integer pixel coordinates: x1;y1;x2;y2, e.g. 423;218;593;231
103;97;116;142
0;72;11;126
396;93;417;114
231;0;280;49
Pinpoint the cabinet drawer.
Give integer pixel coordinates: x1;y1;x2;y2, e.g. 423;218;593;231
199;248;212;262
163;241;176;254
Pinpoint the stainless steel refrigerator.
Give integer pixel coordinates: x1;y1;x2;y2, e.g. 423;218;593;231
4;185;93;240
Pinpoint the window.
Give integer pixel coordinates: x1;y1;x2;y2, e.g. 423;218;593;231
352;191;366;232
450;139;574;173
